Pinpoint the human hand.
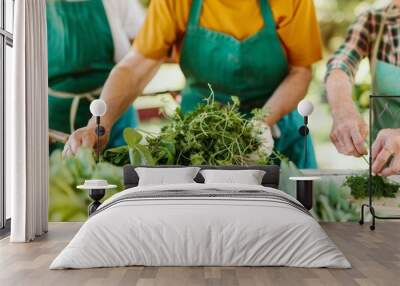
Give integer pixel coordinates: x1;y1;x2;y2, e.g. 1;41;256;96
255;120;274;156
371;129;400;176
330;107;368;157
62;122;110;157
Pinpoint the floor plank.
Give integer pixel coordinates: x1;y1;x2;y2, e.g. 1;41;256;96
0;222;399;286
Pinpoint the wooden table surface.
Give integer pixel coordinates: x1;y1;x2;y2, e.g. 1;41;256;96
0;222;399;286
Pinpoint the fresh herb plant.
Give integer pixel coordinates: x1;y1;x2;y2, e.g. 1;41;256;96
343;173;400;199
103;127;155;166
104;94;273;166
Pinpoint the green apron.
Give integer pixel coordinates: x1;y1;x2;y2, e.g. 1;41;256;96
47;0;138;149
370;4;400;141
179;0;317;168
371;61;400;141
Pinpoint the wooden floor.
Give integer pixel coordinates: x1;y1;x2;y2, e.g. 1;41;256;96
0;222;399;286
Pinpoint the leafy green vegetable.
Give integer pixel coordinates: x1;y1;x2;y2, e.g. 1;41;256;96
103;146;130;166
49;148;123;221
124;127;142;146
343;173;400;199
105;94;272;166
104;128;155;166
147;98;266;165
124;128;155;165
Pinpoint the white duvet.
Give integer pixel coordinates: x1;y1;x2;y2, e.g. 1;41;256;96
50;183;351;269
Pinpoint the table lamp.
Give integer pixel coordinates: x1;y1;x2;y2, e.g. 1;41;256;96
77;99;116;215
289;100;319;210
297;100;314;167
90;99;107;163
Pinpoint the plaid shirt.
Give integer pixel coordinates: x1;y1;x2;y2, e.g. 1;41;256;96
326;5;400;81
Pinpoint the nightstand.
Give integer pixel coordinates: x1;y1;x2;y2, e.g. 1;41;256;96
289;177;320;210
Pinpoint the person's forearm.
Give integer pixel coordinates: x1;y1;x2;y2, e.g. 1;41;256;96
63;50;162;156
88;50;161;130
264;66;312;126
326;69;357;114
326;68;368;156
91;65;141;130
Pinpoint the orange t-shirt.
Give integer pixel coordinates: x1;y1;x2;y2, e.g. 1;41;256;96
134;0;322;66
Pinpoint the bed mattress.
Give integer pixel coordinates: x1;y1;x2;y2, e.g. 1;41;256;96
50;183;351;269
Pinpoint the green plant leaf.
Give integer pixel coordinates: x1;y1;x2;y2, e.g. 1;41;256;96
136;145;155;166
103;146;130;166
49;148;123;222
129;148;140;165
231;96;240;106
343;173;399;199
123;128;143;148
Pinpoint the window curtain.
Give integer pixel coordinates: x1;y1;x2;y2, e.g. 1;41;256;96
8;0;48;242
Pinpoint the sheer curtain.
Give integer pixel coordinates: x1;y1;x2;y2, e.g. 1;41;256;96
8;0;48;242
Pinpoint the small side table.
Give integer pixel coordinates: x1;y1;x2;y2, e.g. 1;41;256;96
289;177;320;210
77;182;117;215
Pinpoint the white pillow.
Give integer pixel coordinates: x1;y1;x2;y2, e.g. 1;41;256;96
200;169;266;185
135;167;200;186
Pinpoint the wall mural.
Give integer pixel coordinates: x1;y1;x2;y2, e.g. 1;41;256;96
48;0;400;222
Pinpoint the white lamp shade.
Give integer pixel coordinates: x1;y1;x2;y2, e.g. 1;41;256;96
297;100;314;117
90;99;107;117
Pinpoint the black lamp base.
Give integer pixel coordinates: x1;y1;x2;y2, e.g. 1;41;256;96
88;189;105;216
296;180;313;210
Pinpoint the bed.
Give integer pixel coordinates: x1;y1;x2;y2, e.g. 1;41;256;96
50;165;351;269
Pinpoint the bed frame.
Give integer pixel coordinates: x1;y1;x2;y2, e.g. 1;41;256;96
123;165;280;189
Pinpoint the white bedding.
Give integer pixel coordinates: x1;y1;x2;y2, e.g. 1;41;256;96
50;183;351;269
